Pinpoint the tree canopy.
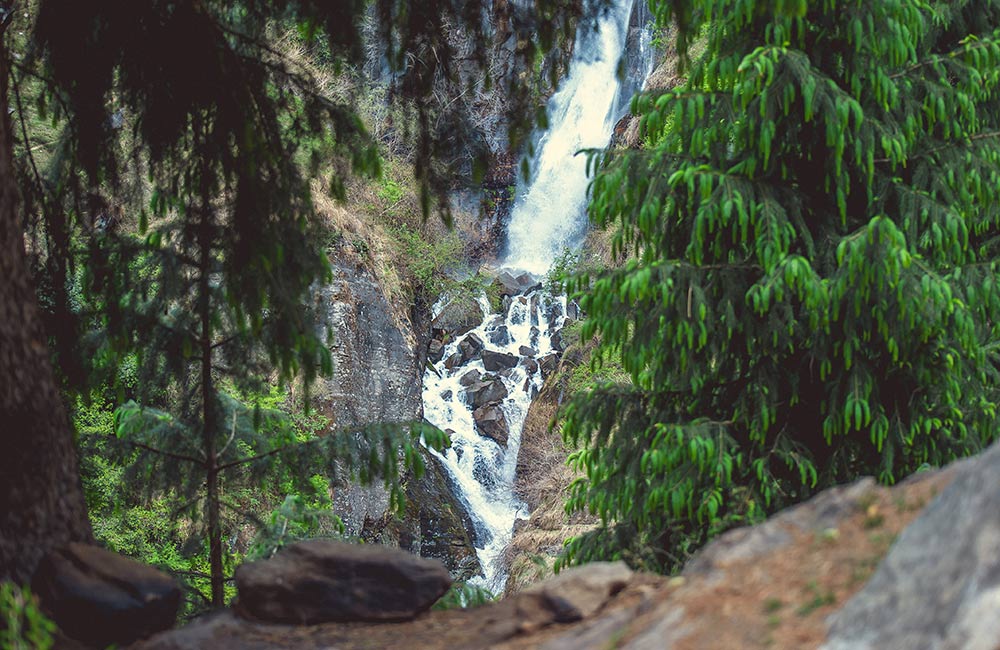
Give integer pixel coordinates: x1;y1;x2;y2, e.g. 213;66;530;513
561;0;1000;571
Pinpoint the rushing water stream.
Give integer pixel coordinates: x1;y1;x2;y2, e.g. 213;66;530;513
422;0;653;593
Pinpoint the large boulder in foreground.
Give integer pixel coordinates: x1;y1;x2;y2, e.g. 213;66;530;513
234;540;452;624
32;543;180;647
822;445;1000;650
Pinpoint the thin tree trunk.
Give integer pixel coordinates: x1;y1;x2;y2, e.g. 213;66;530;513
0;18;92;584
197;161;224;607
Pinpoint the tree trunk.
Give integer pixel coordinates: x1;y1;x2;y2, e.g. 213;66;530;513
0;23;92;584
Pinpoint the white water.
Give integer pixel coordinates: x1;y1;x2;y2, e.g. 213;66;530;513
503;0;636;274
421;0;649;593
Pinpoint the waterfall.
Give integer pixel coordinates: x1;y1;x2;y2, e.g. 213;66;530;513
422;0;653;594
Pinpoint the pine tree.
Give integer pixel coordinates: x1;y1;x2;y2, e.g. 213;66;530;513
561;0;1000;571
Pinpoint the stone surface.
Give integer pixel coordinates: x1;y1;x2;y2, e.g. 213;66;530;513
234;540;452;624
519;345;537;357
458;332;486;365
458;368;483;386
473;403;509;446
822;451;994;650
427;339;445;363
466;377;508;409
32;543;180;647
521;562;632;620
539;354;558;379
432;297;484;338
489;324;512;346
482;349;519;371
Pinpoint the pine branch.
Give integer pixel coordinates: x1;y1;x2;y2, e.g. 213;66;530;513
874;130;1000;164
127;440;204;466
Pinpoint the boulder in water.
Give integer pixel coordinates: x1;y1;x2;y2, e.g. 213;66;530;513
32;543;181;647
432;297;484;338
427;339;445;364
458;333;485;365
488;325;512;346
550;330;565;352
467;378;508;409
519;345;537;358
234;540;452;624
473;403;509;446
458;368;483;386
443;352;463;370
522;357;539;375
482;349;518;371
495;270;541;297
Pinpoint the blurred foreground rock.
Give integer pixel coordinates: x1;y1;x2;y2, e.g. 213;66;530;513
33;543;179;648
234;540;452;624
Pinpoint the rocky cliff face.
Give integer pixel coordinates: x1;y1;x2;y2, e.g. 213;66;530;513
313;260;480;581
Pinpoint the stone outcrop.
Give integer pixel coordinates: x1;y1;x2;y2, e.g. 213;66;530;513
33;543;180;647
482;349;519;371
314;262;478;579
234;540;452;624
823;448;998;650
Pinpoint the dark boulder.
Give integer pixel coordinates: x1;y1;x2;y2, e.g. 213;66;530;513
482;349;518;371
458;333;485;365
495;270;540;297
443;352;463;370
539;354;558;379
458;368;483;386
234;540;452;624
519;345;537;357
550;330;565;352
432;297;484;338
522;357;539;374
32;543;181;647
427;339;446;364
466;378;509;409
488;325;512;346
473;404;509;446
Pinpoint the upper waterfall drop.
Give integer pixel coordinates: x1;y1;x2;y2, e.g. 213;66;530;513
502;0;636;275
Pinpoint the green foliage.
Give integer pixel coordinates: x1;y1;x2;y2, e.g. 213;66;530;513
561;0;1000;572
247;494;345;561
390;225;466;302
0;584;56;650
432;581;495;610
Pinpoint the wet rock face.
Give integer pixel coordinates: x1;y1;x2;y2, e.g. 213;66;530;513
467;376;509;409
234;540;452;624
473;403;510;446
314;262;479;580
32;543;180;647
482;349;519;371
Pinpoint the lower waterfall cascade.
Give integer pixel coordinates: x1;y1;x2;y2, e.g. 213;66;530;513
421;0;654;593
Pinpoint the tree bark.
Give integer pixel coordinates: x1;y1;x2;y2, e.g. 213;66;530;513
0;23;92;583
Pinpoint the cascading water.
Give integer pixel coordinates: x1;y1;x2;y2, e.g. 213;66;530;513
422;0;653;593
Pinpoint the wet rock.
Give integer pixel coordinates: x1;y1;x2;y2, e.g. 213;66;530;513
396;449;483;581
482;349;518;371
530;295;540;326
432;297;484;338
458;368;483;386
498;368;516;379
551;330;565;352
530;326;540;349
523;357;539;374
473;403;509;446
427;339;445;364
32;543;181;647
567;300;580;320
458;333;486;365
496;270;541;297
522;377;538;397
519;345;537;357
545;302;564;329
234;540;452;624
489;325;512;346
467;378;509;409
440;389;453;401
443;352;463;370
539;354;558;379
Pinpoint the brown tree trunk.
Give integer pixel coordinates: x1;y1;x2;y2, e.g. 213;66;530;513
0;24;92;583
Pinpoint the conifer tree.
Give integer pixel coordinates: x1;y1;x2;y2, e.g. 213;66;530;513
562;0;1000;571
